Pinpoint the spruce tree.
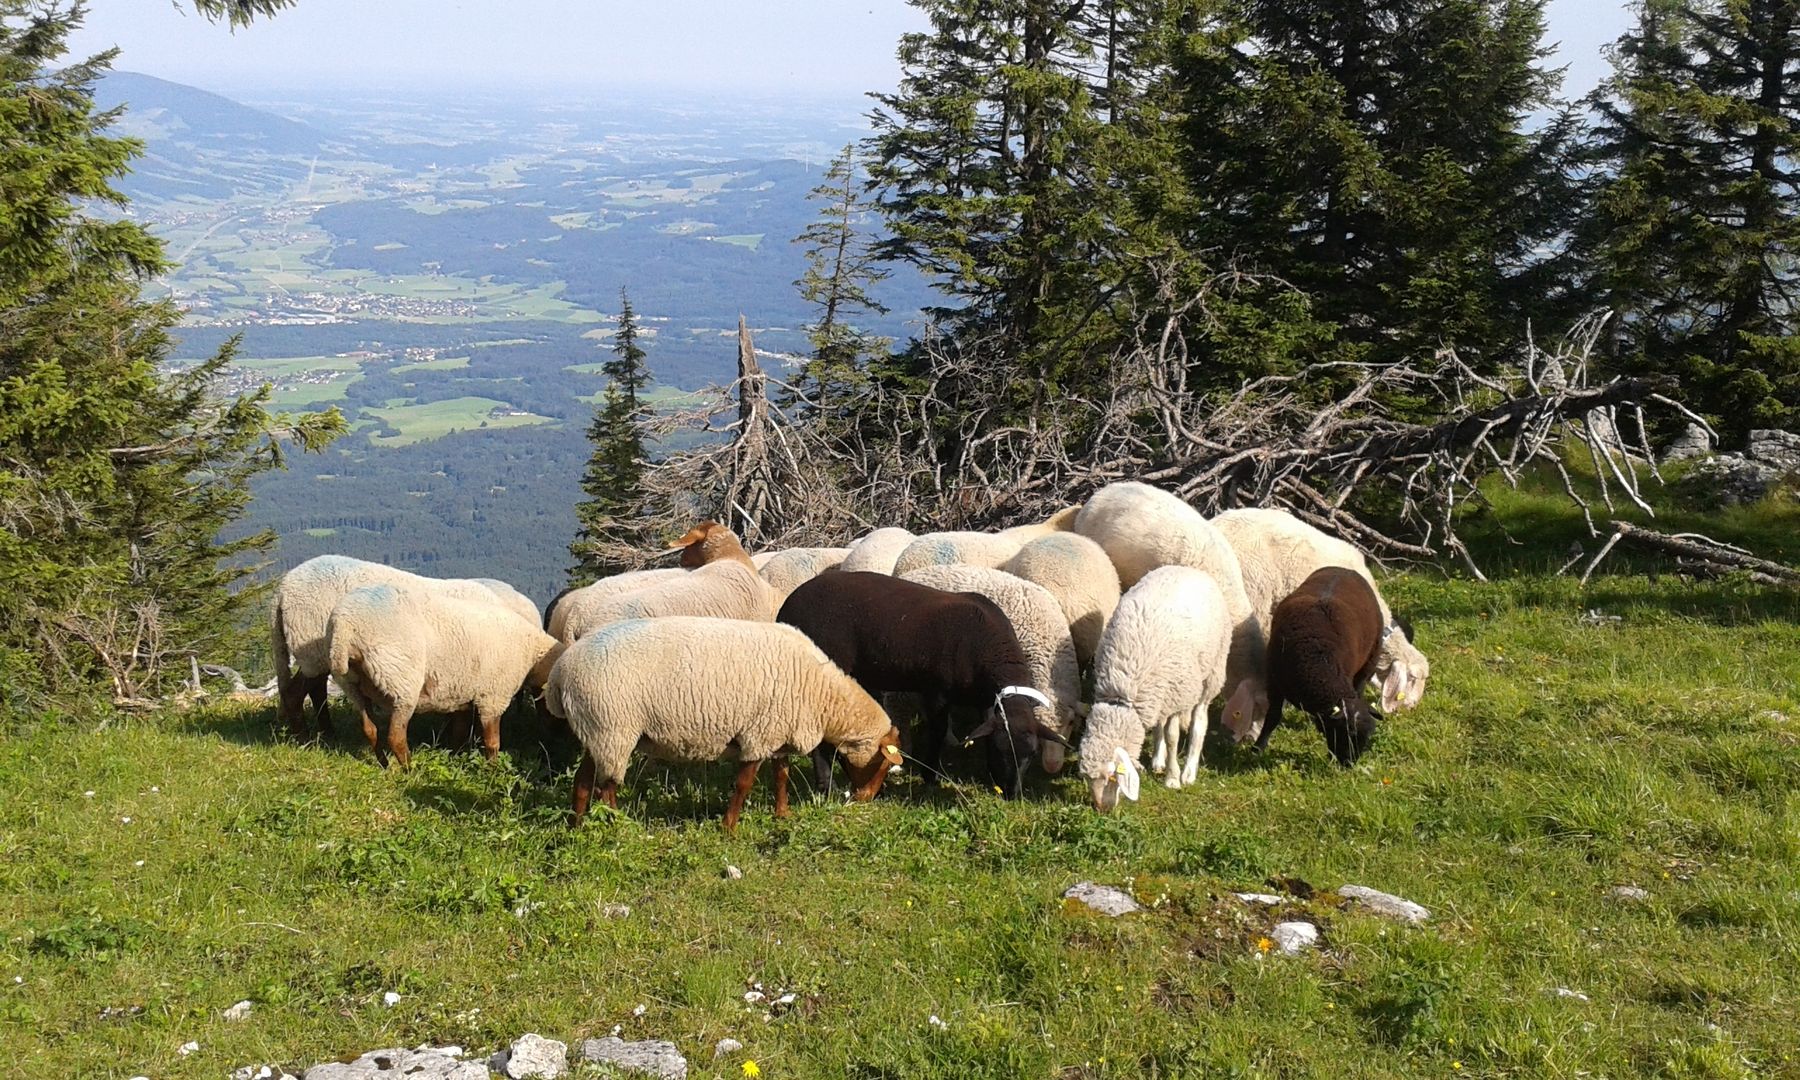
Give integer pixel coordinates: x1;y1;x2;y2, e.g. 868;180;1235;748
569;289;654;584
1171;0;1582;372
792;144;890;412
1584;0;1800;438
0;1;341;712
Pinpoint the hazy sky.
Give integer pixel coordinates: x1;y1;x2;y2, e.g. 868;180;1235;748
69;0;1633;98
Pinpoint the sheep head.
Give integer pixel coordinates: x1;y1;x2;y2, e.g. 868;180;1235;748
841;726;906;801
1222;678;1270;744
668;521;754;568
1314;696;1376;766
966;691;1068;799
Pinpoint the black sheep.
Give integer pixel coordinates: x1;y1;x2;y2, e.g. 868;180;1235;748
1260;566;1385;765
777;571;1065;798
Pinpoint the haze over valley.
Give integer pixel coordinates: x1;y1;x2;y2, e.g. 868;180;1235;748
104;72;931;600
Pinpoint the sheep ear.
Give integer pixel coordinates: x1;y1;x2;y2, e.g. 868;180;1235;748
1034;721;1071;748
667;526;709;550
1111;747;1141;802
1379;666;1408;713
963;714;1002;746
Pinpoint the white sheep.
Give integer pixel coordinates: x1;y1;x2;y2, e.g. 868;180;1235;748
838;527;917;574
1001;532;1121;666
891;531;1027;576
1211;507;1428;716
544;616;905;830
546;568;684;640
271;555;534;738
473;578;540;628
899;564;1083;774
996;504;1082;542
1073;481;1267;729
557;559;777;642
755;546;850;604
326;582;565;768
1080;566;1232;812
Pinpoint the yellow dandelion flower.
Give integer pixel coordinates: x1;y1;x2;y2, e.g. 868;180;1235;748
742;1062;761;1078
1255;937;1273;954
1452;1062;1463;1071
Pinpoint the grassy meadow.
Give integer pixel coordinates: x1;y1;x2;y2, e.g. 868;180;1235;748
5;486;1800;1078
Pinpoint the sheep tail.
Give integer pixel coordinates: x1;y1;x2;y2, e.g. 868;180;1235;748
271;599;293;695
327;618;355;678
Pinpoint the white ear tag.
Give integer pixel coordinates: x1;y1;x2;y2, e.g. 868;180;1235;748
1111;747;1141;802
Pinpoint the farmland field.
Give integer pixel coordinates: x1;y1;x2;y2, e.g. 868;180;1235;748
363;396;554;446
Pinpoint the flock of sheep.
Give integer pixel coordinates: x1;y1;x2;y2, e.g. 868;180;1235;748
270;480;1431;828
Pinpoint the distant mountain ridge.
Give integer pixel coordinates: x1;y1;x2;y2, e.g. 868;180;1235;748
96;70;330;154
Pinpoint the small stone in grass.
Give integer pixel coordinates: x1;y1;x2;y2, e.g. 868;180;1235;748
1553;987;1591;1002
1064;881;1141;917
223;999;254;1021
724;864;744;880
632;1003;647;1017
179;1040;200;1056
714;1038;744;1059
381;991;401;1007
1608;885;1650;903
1233;892;1283;906
578;1036;688;1080
1269;921;1320;956
602;902;632;919
500;1034;569;1079
928;1014;948;1031
1337;884;1430;924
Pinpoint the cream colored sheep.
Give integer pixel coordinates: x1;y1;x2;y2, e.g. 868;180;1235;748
899;564;1083;774
545;617;905;830
1080;567;1232;813
891;531;1026;576
1073;481;1267;730
996;504;1082;543
326;582;565;768
1001;532;1121;666
271;555;534;738
547;568;685;640
756;546;850;604
1211;507;1428;715
558;559;776;642
473;578;540;628
838;527;916;574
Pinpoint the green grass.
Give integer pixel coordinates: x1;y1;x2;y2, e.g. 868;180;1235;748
5;566;1798;1078
301;527;338;538
709;233;764;250
363;397;553;446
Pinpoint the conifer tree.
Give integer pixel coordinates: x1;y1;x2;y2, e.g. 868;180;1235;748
1171;0;1581;372
569;289;654;584
792;144;890;411
1583;0;1800;437
0;1;341;712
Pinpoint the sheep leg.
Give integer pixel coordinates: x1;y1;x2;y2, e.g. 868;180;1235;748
305;675;332;739
476;705;502;763
1180;701;1208;785
918;694;951;787
809;745;836;798
1162;716;1183;789
444;710;473;752
723;759;762;833
1150;724;1169;774
1254;691;1284;753
278;676;312;739
569;751;596;826
385;702;415;769
773;758;791;819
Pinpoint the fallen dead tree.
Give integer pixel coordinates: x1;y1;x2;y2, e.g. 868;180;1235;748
618;282;1793;584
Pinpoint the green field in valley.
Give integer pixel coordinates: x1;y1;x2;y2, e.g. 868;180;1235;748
363;396;554;446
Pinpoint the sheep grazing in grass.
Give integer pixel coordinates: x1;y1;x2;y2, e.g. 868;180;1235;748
271;555;536;739
838;527;917;575
754;546;850;604
778;571;1067;799
900;564;1083;774
1001;532;1121;667
1073;481;1268;733
545;617;904;830
1080;567;1232;812
1261;566;1385;765
1212;507;1428;718
325;583;565;768
546;569;684;639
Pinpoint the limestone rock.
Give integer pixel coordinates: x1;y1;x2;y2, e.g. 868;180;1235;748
223;999;254;1021
1233;892;1284;906
499;1034;568;1079
1748;428;1800;473
712;1038;744;1059
578;1037;688;1080
1608;885;1650;903
304;1047;485;1080
1064;881;1141;916
1269;921;1320;956
1337;884;1430;924
1660;422;1714;464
